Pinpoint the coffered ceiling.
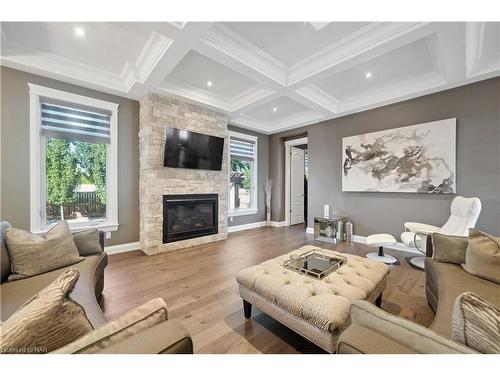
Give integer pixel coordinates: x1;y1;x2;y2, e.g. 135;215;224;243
1;22;499;134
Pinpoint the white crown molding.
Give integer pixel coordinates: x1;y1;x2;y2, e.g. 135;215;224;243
1;36;129;93
466;22;500;79
135;31;174;82
288;22;429;86
339;71;447;113
230;87;276;111
294;85;339;113
200;24;288;86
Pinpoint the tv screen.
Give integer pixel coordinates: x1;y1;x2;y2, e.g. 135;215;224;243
164;128;224;171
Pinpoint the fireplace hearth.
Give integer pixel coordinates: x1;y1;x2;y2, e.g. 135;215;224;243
163;194;218;243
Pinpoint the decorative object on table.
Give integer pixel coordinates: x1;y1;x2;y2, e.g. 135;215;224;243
336;220;344;242
345;220;353;242
264;179;273;227
289;253;303;268
342;118;456;193
284;249;347;280
313;216;349;244
323;204;330;219
401;196;481;270
366;234;399;264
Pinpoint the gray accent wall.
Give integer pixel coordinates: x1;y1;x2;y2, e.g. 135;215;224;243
0;66;140;246
227;125;269;227
270;77;500;237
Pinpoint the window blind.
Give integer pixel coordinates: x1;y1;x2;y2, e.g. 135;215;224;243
40;102;111;144
230;137;255;161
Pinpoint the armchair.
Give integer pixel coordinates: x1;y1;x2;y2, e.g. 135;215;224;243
401;196;481;269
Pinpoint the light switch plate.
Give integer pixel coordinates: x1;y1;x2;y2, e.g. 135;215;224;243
105;232;111;239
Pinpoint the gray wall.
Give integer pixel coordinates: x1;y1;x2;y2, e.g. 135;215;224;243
270;77;500;237
0;66;140;246
227;125;269;227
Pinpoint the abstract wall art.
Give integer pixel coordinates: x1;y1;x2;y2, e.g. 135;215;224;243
342;118;456;193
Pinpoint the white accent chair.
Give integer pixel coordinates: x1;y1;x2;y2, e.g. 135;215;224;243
401;196;482;269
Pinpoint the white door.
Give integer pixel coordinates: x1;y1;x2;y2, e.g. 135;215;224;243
290;146;305;225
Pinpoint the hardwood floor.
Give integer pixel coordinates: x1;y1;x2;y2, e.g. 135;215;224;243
103;225;434;354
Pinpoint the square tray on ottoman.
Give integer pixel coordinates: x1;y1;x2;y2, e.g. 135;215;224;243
236;246;390;353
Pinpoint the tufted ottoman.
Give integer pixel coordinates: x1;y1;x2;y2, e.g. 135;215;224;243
236;245;390;353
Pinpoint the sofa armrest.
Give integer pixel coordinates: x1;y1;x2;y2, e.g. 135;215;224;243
94;319;193;354
338;301;475;354
53;298;188;354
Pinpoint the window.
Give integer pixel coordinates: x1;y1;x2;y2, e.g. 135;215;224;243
29;84;119;233
229;131;258;216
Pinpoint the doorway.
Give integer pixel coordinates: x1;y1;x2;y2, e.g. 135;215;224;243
284;137;308;226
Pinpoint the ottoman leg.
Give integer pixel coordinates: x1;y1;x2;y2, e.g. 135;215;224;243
375;293;383;307
243;300;252;319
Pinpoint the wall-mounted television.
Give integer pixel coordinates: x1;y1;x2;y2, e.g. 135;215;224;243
164;128;224;171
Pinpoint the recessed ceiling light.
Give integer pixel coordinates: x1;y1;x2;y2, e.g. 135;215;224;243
365;72;372;79
272;107;278;112
206;80;213;87
74;27;86;38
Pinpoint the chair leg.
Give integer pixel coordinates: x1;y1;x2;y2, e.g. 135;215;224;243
243;300;252;319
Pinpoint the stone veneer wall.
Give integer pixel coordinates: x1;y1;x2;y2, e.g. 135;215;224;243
139;94;228;255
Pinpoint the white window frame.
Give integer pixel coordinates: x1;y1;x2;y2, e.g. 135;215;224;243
228;130;258;217
28;83;119;234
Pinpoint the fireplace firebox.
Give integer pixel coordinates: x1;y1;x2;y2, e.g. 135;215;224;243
163;194;218;243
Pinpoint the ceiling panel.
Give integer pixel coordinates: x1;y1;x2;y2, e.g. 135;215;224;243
315;37;438;100
1;22;148;75
222;22;370;67
244;96;310;122
165;50;258;99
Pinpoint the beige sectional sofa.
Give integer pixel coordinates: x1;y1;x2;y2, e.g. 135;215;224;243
336;237;499;354
0;221;192;354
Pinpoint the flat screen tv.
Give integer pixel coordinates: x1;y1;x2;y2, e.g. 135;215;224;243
164;128;224;171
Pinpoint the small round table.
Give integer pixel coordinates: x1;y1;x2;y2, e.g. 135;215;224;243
366;234;398;264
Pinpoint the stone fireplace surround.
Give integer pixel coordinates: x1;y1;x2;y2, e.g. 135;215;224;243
139;94;228;255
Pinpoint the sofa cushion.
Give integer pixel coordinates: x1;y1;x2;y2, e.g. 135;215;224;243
5;221;83;281
0;269;93;354
452;292;500;354
426;260;500;338
431;233;468;264
463;229;500;284
1;221;12;283
72;228;103;256
0;254;107;328
53;298;168;354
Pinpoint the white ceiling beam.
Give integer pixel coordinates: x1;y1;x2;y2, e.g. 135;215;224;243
127;22;214;98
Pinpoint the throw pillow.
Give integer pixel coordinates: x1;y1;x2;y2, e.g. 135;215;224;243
431;233;468;264
5;221;83;281
73;228;102;256
0;268;93;354
462;229;500;284
53;298;168;353
452;292;500;354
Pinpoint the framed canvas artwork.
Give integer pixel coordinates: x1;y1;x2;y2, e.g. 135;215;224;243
342;118;456;193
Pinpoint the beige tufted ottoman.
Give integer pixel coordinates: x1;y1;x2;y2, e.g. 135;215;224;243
236;245;390;353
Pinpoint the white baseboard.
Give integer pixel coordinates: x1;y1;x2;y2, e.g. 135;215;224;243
306;227;314;234
105;241;140;255
228;221;267;233
271;221;287;227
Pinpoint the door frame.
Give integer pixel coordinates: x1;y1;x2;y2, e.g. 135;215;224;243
284;137;308;226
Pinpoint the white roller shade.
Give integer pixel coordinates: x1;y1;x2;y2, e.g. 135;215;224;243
40;102;111;144
230;137;255;161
